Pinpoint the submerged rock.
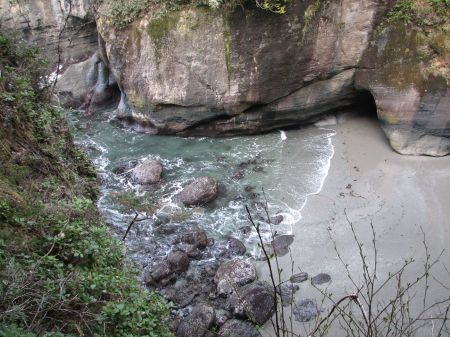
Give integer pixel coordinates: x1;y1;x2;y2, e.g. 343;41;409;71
290;272;309;283
214;260;256;295
132;159;163;184
227;281;275;325
145;261;173;285
179;177;218;206
176;303;215;337
218;319;259;337
293;298;319;322
176;243;202;259
311;273;331;285
269;235;294;256
277;283;300;307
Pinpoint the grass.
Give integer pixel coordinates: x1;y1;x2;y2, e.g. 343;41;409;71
0;27;174;337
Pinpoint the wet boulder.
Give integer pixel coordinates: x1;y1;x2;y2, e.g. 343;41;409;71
168;251;190;273
218;319;259;337
176;243;202;259
227;281;275;325
227;237;247;256
179;176;218;206
177;303;215;337
132;159;163;184
144;261;173;285
270;214;284;225
181;229;208;249
214;260;256;295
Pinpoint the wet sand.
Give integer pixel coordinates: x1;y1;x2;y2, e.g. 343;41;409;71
259;113;450;336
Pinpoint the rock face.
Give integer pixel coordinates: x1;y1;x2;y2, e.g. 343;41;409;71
355;23;450;156
0;0;97;63
4;1;449;156
132;159;163;184
214;260;257;295
179;177;218;206
97;1;383;136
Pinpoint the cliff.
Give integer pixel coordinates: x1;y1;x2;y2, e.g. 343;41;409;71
2;0;448;156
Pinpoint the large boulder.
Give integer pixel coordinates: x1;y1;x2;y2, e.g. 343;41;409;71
227;281;275;325
179;177;218;206
132;159;163;184
177;303;215;337
218;319;259;337
214;260;256;295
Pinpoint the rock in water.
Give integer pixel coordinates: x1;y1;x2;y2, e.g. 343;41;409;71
179;177;218;206
181;229;208;249
214;260;256;295
293;298;319;322
177;303;215;337
218;319;259;337
270;214;284;225
227;237;247;256
167;251;190;273
290;272;309;283
269;235;294;256
227;281;275;325
311;273;331;285
132;159;163;184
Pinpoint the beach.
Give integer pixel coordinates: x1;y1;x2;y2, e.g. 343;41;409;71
260;113;450;335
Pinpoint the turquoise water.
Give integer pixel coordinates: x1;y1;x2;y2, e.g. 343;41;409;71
68;109;335;262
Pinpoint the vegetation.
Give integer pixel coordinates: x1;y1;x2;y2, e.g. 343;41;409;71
102;0;291;29
0;27;173;336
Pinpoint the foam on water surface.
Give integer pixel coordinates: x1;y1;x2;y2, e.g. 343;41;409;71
68;109;336;259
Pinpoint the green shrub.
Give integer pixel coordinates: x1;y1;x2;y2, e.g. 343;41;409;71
0;27;174;337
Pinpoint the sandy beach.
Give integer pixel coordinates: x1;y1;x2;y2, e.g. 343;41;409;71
259;113;450;336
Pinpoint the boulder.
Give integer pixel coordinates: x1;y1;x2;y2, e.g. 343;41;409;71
227;281;275;325
176;303;215;337
132;159;163;184
270;214;284;225
176;243;202;259
144;261;172;285
167;251;190;273
218;319;259;337
181;229;208;249
227;237;247;256
215;309;232;327
179;177;218;206
214;260;256;295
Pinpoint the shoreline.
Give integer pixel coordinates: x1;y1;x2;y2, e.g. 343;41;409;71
259;113;450;335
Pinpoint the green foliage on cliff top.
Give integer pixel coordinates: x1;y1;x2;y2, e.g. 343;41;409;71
387;0;449;25
0;28;174;337
104;0;290;29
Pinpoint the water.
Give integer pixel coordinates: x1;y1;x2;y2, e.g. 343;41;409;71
67;109;335;265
